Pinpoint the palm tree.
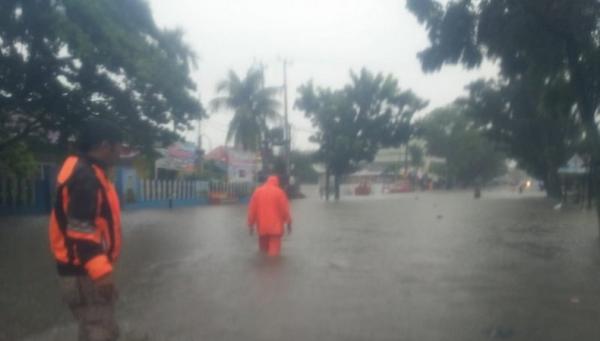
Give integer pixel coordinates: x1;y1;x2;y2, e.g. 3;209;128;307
210;67;281;151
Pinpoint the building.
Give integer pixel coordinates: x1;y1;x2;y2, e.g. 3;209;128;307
205;146;259;183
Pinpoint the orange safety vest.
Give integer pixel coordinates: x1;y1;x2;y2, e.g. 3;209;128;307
48;156;122;280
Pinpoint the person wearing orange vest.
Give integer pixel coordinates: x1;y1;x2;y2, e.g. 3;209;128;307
247;175;292;256
49;119;123;341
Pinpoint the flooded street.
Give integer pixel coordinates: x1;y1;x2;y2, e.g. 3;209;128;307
2;190;600;340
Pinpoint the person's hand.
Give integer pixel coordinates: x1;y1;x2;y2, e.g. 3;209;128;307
287;223;292;236
95;273;118;302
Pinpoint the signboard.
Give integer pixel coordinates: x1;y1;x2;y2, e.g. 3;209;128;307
206;146;257;182
155;142;198;173
558;154;589;175
227;149;257;183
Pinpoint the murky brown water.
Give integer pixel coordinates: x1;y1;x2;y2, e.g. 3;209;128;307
2;190;599;340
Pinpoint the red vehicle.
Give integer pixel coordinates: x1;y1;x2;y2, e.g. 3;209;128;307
384;180;412;193
355;181;372;196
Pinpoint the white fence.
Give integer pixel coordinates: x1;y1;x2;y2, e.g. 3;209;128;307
208;181;255;197
136;180;209;202
126;180;255;205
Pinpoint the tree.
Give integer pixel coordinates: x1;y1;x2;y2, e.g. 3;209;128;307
197;160;227;182
0;142;35;177
417;105;507;187
296;68;427;200
0;0;204;158
211;67;280;151
458;74;582;197
407;0;600;230
290;150;319;184
408;143;425;170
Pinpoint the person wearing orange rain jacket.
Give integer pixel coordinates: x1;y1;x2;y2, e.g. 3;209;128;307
247;175;292;256
49;119;123;341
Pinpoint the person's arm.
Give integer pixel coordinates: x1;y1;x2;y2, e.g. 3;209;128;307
66;166;116;299
279;191;292;235
247;192;257;235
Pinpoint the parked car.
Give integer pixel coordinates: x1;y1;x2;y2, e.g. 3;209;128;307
355;181;372;196
383;180;412;193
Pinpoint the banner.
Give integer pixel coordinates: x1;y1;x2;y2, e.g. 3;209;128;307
155;142;198;173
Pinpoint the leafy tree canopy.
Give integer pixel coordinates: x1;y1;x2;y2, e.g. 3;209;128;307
407;0;599;150
211;66;280;151
416;105;507;186
296;68;427;179
0;0;204;160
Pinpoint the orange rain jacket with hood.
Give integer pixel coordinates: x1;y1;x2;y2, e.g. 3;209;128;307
247;176;291;236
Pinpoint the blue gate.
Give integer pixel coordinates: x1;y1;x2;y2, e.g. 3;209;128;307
0;177;52;215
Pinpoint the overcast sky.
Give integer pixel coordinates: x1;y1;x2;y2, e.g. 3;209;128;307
148;0;497;151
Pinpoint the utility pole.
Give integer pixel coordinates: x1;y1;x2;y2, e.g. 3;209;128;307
282;58;291;178
196;119;203;174
258;61;267;179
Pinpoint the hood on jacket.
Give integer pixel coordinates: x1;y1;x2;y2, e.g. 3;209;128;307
266;175;280;187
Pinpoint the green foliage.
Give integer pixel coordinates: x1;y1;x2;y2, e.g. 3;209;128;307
428;160;447;178
417;105;507;186
290;150;319;184
458;73;581;196
382;162;403;176
408;143;425;169
0;142;36;177
211;67;280;151
0;0;204;155
408;0;600;224
196;160;226;182
407;0;600;175
296;68;427;179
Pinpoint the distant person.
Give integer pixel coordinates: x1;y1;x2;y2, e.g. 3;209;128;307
474;185;482;198
49;119;123;340
474;178;482;199
247;175;292;256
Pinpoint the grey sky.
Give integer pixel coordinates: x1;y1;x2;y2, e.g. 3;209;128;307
148;0;497;151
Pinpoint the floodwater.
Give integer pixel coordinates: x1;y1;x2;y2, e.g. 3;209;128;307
1;188;599;340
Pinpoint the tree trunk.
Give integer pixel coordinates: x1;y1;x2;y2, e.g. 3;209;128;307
334;173;340;201
565;37;600;235
581;122;600;236
588;163;594;210
325;166;330;201
544;170;562;199
596;193;600;238
404;143;409;174
591;159;600;237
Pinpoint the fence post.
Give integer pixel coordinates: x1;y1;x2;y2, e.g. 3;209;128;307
150;180;155;201
0;178;5;207
10;178;17;209
29;178;35;206
159;180;164;200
